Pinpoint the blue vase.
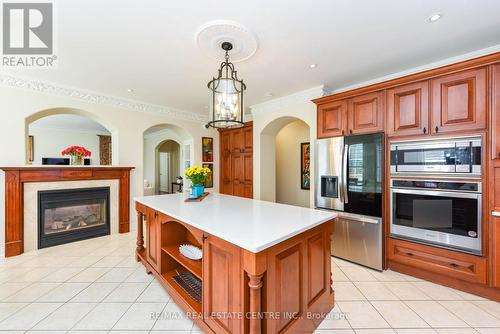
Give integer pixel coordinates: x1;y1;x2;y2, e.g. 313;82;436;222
190;185;205;198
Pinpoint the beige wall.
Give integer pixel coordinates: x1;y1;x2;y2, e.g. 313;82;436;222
0;86;219;256
251;86;326;207
275;120;310;207
29;126;107;165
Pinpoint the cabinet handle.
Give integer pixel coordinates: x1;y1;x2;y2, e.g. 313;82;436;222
349;129;353;134
154;212;158;218
202;234;208;243
341;130;345;135
423;127;427;134
449;263;459;268
435;126;439;133
406;252;414;257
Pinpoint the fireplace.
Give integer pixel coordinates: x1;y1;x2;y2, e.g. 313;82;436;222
38;187;110;249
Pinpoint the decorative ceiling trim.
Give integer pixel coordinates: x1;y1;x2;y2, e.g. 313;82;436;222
250;85;331;115
0;73;208;123
330;44;500;96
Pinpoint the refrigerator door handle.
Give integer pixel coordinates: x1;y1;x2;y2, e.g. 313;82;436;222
343;144;349;204
338;145;345;203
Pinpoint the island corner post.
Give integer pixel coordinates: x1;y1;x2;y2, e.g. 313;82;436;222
134;194;336;334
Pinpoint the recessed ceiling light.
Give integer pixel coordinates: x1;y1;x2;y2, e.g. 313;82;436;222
426;13;442;23
127;88;134;93
309;63;317;69
265;92;274;97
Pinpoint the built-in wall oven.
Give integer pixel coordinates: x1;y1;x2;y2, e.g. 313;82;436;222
390;137;481;177
390;180;482;254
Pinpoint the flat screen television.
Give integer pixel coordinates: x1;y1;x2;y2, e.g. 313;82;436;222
42;158;90;165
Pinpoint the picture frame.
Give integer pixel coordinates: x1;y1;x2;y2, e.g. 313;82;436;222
202;137;213;162
300;142;310;190
202;163;214;188
28;135;34;163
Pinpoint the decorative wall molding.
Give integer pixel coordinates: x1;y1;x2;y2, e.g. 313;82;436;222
250;85;331;115
0;73;208;123
330;44;500;96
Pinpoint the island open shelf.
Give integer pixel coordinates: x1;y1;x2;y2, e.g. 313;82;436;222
135;193;336;334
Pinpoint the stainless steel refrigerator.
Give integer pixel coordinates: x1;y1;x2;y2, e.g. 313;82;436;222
315;133;384;270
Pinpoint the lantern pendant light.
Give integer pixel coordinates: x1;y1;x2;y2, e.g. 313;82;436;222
206;42;246;129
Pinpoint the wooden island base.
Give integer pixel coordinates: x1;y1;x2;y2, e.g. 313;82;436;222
136;201;335;334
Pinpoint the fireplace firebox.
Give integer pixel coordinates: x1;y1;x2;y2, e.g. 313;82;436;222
38;187;110;249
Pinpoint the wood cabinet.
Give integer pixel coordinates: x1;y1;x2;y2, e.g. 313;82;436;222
317;100;347;138
135;201;335;333
145;208;161;273
203;233;243;333
387;238;487;284
317;91;383;138
492;217;500;288
219;122;253;198
347;91;384;135
431;67;487;134
492;63;500;160
386;81;429;136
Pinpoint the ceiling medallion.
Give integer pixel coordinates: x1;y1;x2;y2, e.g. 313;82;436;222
195;20;258;62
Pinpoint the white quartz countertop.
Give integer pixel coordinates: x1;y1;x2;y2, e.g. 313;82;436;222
135;193;336;253
493;211;500;217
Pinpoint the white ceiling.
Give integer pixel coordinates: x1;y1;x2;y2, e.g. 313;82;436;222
30;114;110;134
4;0;500;115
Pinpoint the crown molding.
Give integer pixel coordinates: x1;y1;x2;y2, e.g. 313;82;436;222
330;44;500;95
250;85;330;115
0;73;208;123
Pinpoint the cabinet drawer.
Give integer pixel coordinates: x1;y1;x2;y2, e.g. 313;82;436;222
388;238;487;284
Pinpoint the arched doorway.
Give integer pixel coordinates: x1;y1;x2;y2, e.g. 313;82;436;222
143;123;193;195
156;140;181;194
25;108;117;165
259;116;311;207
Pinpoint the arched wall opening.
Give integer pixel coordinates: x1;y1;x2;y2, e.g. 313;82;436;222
25;108;118;165
259;116;311;207
155;139;181;194
143;123;194;195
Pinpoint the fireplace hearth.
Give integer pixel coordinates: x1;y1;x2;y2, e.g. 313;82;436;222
38;187;110;249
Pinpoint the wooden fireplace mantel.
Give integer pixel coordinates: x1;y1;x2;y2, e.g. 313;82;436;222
0;166;135;257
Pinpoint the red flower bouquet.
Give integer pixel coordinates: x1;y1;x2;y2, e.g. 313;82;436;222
61;146;91;165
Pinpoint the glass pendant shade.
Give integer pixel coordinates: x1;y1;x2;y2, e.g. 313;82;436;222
206;42;245;129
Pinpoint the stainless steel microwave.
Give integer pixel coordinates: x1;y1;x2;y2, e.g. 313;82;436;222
390;137;481;177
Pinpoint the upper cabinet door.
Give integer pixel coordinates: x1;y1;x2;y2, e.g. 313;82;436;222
386;81;429;137
220;131;231;154
431;67;486;134
230;129;243;153
243;126;253;152
317;100;347;138
492;63;500;160
348;91;384;135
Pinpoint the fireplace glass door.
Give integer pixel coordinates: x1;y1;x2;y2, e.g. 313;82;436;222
38;187;110;248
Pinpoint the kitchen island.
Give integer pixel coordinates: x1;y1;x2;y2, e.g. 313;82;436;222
135;193;336;334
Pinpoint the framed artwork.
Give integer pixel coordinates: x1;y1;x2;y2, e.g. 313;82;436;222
202;163;213;188
28;135;34;163
300;142;310;190
202;137;213;162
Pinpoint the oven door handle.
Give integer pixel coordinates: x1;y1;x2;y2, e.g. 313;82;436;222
390;188;481;199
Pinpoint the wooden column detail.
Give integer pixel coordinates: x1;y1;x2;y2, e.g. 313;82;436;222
248;272;264;334
0;166;134;257
136;211;144;258
4;171;23;257
119;170;131;233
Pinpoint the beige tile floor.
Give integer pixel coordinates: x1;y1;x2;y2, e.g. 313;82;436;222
0;233;498;334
